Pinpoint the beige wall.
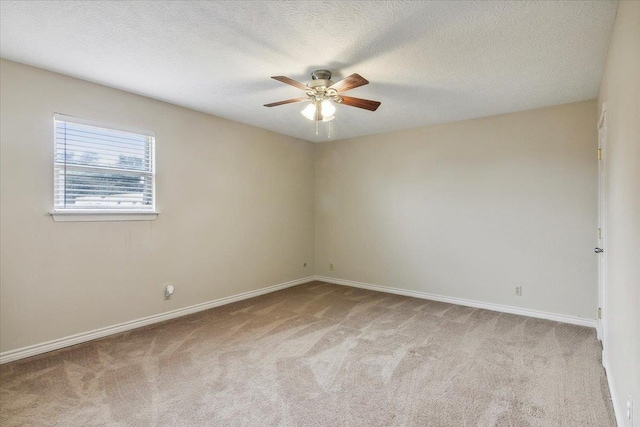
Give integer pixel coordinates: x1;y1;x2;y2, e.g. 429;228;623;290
0;57;615;363
597;1;640;425
316;100;598;319
0;59;316;353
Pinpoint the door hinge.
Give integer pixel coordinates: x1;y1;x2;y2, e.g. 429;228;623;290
598;148;602;160
598;307;602;319
598;228;602;239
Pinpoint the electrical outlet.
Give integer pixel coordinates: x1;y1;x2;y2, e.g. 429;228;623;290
515;286;522;296
165;284;174;299
627;395;633;421
329;263;334;271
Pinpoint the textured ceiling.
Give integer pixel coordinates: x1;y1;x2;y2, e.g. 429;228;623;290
0;1;618;142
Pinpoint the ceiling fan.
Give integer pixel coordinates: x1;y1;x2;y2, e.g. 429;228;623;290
264;70;381;122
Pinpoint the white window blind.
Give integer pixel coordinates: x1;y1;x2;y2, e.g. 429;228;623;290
54;115;155;213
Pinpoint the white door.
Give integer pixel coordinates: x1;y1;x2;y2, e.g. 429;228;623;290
596;106;607;356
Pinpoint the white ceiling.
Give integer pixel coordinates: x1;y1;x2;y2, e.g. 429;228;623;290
0;1;618;142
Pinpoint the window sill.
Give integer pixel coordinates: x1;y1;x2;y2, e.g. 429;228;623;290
50;211;159;222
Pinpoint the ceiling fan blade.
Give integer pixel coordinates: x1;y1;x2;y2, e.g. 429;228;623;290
329;73;369;93
271;76;309;91
339;95;381;111
264;98;308;107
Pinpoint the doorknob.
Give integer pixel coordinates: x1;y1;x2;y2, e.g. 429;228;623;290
595;247;604;253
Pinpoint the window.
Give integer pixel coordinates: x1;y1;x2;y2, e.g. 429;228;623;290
52;114;157;221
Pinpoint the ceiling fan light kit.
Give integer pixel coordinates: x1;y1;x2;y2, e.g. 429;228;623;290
265;69;381;135
301;100;335;121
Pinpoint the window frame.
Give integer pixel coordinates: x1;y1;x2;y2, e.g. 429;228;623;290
50;114;158;222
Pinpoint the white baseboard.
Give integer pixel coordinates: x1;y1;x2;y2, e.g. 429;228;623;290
0;275;599;365
0;276;315;365
604;357;625;427
315;276;597;328
596;320;603;341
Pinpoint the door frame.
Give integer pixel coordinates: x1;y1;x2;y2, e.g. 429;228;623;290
596;103;608;357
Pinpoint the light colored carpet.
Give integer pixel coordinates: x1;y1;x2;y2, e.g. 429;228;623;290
0;281;615;426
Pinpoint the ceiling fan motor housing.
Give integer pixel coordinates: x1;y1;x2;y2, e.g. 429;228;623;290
311;69;332;80
307;69;341;103
309;69;333;89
